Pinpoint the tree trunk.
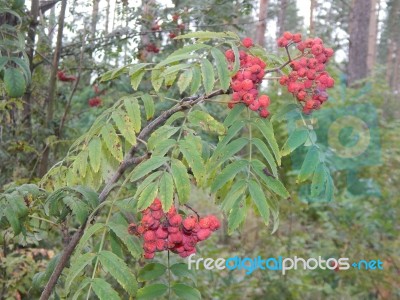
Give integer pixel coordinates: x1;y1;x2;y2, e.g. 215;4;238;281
347;0;372;86
309;0;315;35
91;0;100;41
277;0;287;37
256;0;269;47
105;0;111;35
22;0;40;134
367;0;379;73
38;0;68;177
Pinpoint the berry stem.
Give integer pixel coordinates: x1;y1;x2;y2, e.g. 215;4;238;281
168;250;171;299
264;54;303;74
184;204;200;219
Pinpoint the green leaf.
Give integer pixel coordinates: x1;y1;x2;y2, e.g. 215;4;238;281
5;207;20;235
200;59;215;94
151;68;163;92
137;284;168;300
210;159;248;192
130;156;169;182
252;138;278;177
223;103;245;127
88;137;102;173
212;120;246;158
91;278;121;300
281;129;309;157
138;263;167;282
271;103;300;122
161;63;190;77
229;42;240;75
211;48;230;91
141;94;155;120
171;159;191;204
72;223;105;261
129;63;152;76
174;31;239;40
324;172;334;201
170;43;211;56
75;150;88;178
101;123;123;162
5;192;28;217
209;137;247;171
137;182;158;211
228;195;246;234
123;96;141;133
221;180;247;212
131;69;146;90
129;63;151;90
252;161;289;198
147;126;179;150
170;263;196;283
63;196;89;224
71;278;91;300
112;111;137;145
152;139;176;157
10;57;31;83
311;163;328;198
108;222;142;258
0;57;8;70
172;283;201;300
166;111;185;125
158;172;174;211
252;118;281;165
190;65;201;95
65;252;96;291
4;67;26;98
248;180;270;225
179;138;204;184
163;70;178;87
98;250;137;296
177;69;193;94
155;54;197;68
133;171;163;199
298;146;320;183
188;110;225;135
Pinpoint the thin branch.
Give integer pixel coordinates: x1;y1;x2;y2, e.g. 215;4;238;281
58;34;86;136
39;89;225;300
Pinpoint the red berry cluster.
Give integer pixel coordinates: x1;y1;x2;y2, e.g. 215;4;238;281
145;43;160;53
277;32;335;114
168;13;185;39
88;97;102;107
128;198;220;259
57;70;76;82
225;38;271;118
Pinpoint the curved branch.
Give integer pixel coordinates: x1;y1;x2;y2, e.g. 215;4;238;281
39;89;225;300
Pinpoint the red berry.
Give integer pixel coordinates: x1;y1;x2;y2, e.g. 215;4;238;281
259;108;270;118
242;79;253;91
249;100;260;111
283;31;293;40
199;217;211;229
143;230;156;242
242;37;253;48
225;49;235;62
183;216;197;231
292;33;302;43
169;214;182;227
150;198;162;210
196;229;211;241
144;252;155;259
258;95;270;107
155;227;168;239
